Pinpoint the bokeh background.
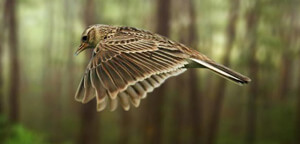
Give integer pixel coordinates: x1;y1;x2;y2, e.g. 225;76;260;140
1;0;300;144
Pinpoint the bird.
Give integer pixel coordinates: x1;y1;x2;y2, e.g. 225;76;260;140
74;24;251;112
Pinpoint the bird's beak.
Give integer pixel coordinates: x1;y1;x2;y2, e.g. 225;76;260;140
74;43;88;56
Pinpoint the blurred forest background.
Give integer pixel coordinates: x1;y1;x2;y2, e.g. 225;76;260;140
1;0;300;144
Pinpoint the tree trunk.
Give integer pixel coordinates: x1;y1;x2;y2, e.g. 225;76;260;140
171;84;184;144
187;0;202;143
156;0;170;36
78;105;99;144
293;1;300;143
64;0;76;109
143;0;171;143
245;1;260;144
42;1;57;141
278;54;291;100
0;44;2;115
5;0;20;123
0;5;6;115
278;0;298;101
119;111;130;144
78;0;100;144
207;0;240;143
297;56;300;143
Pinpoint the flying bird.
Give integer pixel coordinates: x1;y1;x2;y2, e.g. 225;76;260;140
75;24;251;111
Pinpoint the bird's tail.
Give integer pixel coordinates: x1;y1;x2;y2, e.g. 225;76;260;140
189;54;251;85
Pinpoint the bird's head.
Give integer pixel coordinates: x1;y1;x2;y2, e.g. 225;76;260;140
75;24;111;55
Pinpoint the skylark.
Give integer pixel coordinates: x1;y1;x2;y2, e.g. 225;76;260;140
75;24;251;111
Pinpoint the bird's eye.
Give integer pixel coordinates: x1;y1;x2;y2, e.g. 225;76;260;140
82;36;88;42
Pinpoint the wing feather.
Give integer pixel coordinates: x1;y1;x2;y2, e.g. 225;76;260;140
103;62;127;91
109;97;118;111
140;80;154;93
131;53;164;71
101;38;158;53
97;96;107;111
113;56;145;79
118;92;130;111
121;53;154;74
107;60;136;85
90;68;106;103
97;65;119;99
75;77;84;101
82;71;94;103
132;83;146;98
125;86;141;107
75;34;189;111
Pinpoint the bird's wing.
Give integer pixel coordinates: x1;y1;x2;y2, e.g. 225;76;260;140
75;36;188;111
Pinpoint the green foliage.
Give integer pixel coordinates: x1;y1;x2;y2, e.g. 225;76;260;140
256;101;296;144
0;115;48;144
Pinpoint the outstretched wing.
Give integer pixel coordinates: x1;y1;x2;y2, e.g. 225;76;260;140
75;35;189;111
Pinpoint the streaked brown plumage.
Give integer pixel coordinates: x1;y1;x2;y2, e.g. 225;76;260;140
75;24;251;111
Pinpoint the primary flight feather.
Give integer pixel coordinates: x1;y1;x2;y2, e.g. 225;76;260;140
75;24;251;111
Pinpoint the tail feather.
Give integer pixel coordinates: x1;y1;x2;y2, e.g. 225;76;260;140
190;58;251;85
